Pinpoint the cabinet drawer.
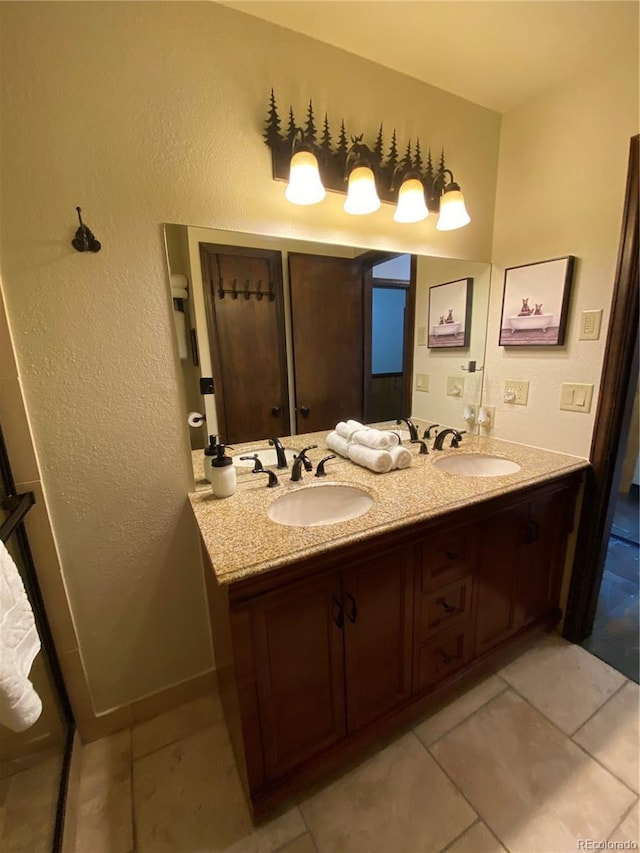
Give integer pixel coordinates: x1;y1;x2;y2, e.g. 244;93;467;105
419;575;473;641
420;528;476;591
416;626;471;692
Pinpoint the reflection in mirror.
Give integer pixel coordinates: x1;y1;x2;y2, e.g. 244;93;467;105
163;224;491;449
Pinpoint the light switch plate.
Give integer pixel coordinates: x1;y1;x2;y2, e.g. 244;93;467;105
504;379;529;405
560;383;594;413
579;309;603;341
416;373;430;392
446;376;465;397
417;326;427;346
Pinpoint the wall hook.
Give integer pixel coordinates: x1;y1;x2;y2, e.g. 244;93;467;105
71;207;101;253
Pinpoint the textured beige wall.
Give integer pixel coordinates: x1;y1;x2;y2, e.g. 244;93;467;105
0;2;500;712
486;46;639;457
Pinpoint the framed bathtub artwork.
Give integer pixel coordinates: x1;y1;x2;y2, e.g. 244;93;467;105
499;256;575;347
427;278;473;348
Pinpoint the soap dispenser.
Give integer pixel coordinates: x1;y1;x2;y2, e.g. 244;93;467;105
203;435;218;483
210;443;236;498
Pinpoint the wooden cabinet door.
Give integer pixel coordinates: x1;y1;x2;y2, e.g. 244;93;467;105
288;253;364;433
200;244;290;444
251;573;346;781
474;502;528;656
343;545;413;732
514;489;571;629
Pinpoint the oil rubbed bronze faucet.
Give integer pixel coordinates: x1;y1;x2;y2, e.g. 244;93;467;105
433;429;465;450
396;417;419;441
268;436;289;469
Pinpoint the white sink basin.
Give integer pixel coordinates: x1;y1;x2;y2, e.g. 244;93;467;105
433;454;521;477
233;447;297;468
268;484;374;527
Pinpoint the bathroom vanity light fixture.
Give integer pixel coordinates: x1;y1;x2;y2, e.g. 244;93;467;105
264;90;470;230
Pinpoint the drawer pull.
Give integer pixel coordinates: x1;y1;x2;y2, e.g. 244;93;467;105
332;596;344;630
346;594;358;624
445;550;457;561
438;649;459;664
437;597;457;614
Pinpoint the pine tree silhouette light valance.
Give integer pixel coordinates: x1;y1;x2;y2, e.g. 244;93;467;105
263;91;470;230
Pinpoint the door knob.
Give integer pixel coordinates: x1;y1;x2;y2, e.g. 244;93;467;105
297;405;311;418
271;405;282;416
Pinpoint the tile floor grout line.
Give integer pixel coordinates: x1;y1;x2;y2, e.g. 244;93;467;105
297;798;320;853
423;730;512;852
436;816;481;853
131;716;215;762
412;683;509;750
568;677;630;738
270;829;312;853
607;794;639;842
569;737;639;799
499;685;639;800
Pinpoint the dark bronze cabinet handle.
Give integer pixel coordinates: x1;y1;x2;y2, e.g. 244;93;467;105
297;405;311;418
271;405;282;416
438;648;458;664
445;549;457;561
332;596;344;630
346;594;358;624
437;597;457;614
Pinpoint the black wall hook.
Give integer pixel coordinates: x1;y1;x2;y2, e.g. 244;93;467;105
71;207;101;253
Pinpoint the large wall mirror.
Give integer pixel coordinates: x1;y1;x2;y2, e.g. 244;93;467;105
163;224;491;450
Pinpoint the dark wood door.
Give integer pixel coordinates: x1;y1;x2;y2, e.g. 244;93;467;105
343;545;413;732
514;490;571;629
288;253;364;433
474;502;528;656
251;573;346;781
200;244;289;444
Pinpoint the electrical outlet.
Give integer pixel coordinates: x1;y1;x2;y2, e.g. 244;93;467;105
504;379;529;405
446;376;465;397
417;326;427;346
415;373;430;392
560;383;594;413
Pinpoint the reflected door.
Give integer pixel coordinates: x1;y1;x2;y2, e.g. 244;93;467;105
288;253;364;433
200;244;290;444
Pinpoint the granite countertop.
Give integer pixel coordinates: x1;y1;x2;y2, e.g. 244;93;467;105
189;424;589;586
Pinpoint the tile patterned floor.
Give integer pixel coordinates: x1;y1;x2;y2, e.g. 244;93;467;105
71;636;639;853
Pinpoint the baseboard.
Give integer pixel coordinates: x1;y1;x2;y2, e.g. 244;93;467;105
78;668;218;742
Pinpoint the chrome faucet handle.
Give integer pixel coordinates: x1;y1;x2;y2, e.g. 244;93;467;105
315;454;337;477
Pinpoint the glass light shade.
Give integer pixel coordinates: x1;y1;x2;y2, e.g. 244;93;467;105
393;178;429;223
436;188;471;231
285;151;326;205
343;166;381;215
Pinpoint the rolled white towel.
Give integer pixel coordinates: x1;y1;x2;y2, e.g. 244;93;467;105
347;443;394;474
336;419;365;440
326;430;350;458
389;445;412;470
351;428;400;450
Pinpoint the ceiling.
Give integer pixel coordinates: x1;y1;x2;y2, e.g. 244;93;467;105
223;1;639;113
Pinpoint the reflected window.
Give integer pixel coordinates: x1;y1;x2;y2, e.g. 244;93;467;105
371;287;407;375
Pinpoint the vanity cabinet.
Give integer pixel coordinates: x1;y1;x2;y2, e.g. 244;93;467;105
242;543;413;784
205;473;580;821
474;488;572;656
